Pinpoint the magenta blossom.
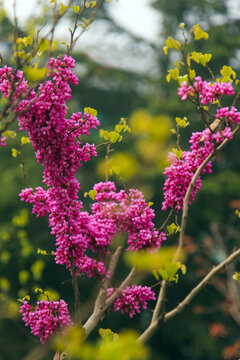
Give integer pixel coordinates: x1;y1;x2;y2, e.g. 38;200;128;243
19;300;72;344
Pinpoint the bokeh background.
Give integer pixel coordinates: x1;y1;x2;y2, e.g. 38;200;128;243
1;0;240;359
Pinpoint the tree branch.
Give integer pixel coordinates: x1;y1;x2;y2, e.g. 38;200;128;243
83;266;136;337
70;257;82;326
137;247;240;343
94;246;123;313
164;247;240;322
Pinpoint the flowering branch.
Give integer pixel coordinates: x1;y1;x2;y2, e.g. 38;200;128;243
83;266;137;337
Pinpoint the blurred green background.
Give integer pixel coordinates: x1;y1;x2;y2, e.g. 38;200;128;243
1;0;240;359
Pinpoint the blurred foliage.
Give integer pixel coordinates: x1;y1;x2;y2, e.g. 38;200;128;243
54;326;148;360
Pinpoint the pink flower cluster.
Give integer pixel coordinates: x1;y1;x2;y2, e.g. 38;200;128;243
91;181;166;252
19;299;72;344
107;285;156;318
178;76;234;104
162;132;214;211
0;56;164;280
163;76;238;212
216;106;240;127
0;64;29;100
12;56;107;278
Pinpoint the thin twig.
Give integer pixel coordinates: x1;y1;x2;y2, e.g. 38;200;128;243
70;0;105;52
159;208;174;232
164;247;240;322
67;0;87;56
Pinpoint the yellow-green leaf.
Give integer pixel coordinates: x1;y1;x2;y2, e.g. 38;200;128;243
189;69;196;80
177;75;188;85
11;148;18;158
60;3;68;14
99;129;110;141
175;116;189;128
109;131;120;143
220;65;236;82
233;272;240;282
84;107;97;117
37;248;47;255
16;37;23;44
193;24;209;40
72;5;80;13
163;46;168;55
3;130;16;139
21;136;31;145
172;148;182;159
24;66;48;81
165;37;181;50
166;68;179;82
115;124;123;133
167;223;180;235
89;189;97;200
190;51;212;67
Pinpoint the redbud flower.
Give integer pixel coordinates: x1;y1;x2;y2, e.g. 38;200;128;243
19;300;72;344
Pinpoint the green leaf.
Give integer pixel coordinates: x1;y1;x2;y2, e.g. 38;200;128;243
89;189;97;200
99;129;110;141
84;107;97;116
22;36;33;46
24;66;48;81
165;37;181;50
220;65;236;82
99;328;119;343
190;51;212;67
109;131;120;143
175;116;190;128
18;294;30;303
166;68;179;83
177;75;188;85
172;148;183;159
115;124;123;133
60;3;68;14
189;69;196;80
233;272;240;283
3;130;17;139
37;248;47;255
21;136;31;145
11;148;18;158
72;5;80;13
167;223;180;235
163;46;168;55
193;24;209;40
